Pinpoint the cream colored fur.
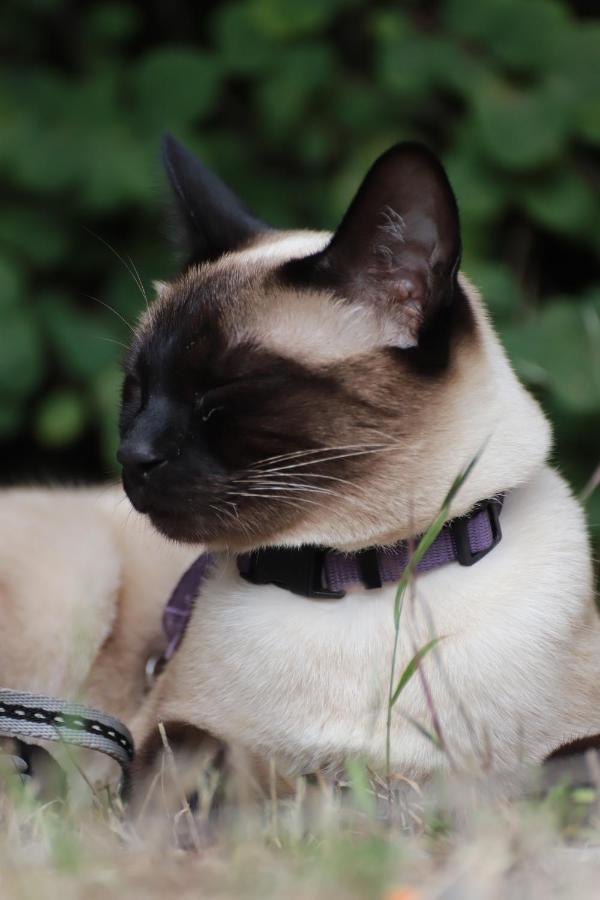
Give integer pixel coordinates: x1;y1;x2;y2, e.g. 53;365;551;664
133;466;596;780
0;236;596;786
0;486;195;723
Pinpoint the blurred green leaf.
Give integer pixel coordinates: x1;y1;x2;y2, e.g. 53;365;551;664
473;79;571;170
248;0;350;38
468;262;523;320
84;3;139;46
550;24;600;144
258;44;335;140
39;292;123;380
523;168;598;239
0;308;44;399
375;20;440;101
34;389;87;447
0;402;24;439
444;0;569;72
131;48;222;130
91;364;123;472
212;1;277;74
0;209;68;267
0;256;24;312
1;70;79;192
79;127;156;211
502;297;600;413
445;136;507;228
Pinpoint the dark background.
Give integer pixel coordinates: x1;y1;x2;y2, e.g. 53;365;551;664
1;0;598;539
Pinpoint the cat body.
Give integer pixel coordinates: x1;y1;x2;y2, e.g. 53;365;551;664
128;258;594;781
1;136;597;789
134;465;594;779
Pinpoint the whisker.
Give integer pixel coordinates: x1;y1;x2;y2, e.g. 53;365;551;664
209;503;233;531
126;253;149;310
86;294;135;334
82;225;148;309
265;471;356;484
235;479;338;496
226;491;326;511
224;499;240;520
252;444;401;475
240;483;382;517
250;442;392;470
94;335;129;351
226;492;307;513
243;471;371;493
218;498;255;536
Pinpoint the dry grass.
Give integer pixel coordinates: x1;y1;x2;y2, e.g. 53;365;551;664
2;750;600;900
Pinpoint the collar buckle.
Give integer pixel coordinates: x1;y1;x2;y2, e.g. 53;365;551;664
451;498;503;566
239;545;346;600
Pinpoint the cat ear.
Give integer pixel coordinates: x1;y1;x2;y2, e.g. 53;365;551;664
283;143;461;348
161;132;270;265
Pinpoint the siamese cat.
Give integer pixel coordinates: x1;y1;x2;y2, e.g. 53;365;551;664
0;136;596;795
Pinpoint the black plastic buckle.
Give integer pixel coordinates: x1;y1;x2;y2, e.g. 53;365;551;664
356;548;383;590
450;498;503;567
239;545;346;600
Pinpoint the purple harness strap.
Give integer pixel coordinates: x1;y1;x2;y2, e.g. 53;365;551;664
162;552;214;662
324;499;501;592
160;498;503;661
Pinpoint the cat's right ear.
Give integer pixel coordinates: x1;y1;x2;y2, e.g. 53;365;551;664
280;143;462;352
161;133;270;265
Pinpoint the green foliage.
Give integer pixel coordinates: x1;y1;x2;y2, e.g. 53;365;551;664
0;0;598;525
34;388;87;447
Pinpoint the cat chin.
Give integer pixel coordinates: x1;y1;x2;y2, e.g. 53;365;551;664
147;509;252;551
147;508;318;554
122;481;217;544
148;510;213;544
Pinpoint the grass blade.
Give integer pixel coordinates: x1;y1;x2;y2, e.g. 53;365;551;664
390;637;445;708
385;448;484;780
402;715;443;751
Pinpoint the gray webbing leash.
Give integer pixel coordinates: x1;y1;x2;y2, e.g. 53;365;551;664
0;688;134;781
0;556;213;790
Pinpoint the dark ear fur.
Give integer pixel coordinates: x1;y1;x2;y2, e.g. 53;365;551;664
282;143;463;350
161;132;269;265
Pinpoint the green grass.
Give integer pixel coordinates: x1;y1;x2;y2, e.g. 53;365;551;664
2;757;600;900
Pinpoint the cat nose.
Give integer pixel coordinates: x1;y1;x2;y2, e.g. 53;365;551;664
117;439;167;477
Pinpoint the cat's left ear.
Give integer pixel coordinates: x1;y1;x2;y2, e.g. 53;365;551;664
282;143;461;348
161;133;270;265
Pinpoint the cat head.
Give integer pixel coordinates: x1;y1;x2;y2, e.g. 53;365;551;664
118;134;482;550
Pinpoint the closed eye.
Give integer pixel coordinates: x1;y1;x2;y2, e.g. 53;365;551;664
202;404;225;422
194;388;228;423
192;371;280;423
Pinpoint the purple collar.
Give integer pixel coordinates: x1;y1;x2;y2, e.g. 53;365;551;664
160;497;502;663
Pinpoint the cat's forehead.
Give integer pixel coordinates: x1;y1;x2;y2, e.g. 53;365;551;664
138;230;399;366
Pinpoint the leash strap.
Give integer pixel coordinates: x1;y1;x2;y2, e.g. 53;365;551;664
162;553;215;662
0;688;134;778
